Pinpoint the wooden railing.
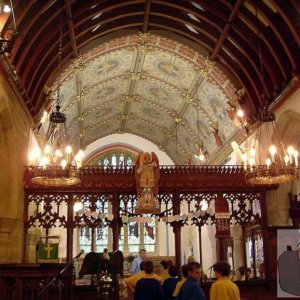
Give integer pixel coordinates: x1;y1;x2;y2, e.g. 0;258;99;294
0;264;73;300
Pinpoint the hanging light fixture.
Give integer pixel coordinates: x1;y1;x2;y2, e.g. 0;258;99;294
0;0;17;55
28;15;83;186
241;109;298;185
234;7;298;186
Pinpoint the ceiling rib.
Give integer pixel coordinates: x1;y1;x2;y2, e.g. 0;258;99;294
143;0;151;32
159;59;215;152
1;0;298;130
247;0;298;71
120;33;149;133
211;0;244;60
65;0;79;58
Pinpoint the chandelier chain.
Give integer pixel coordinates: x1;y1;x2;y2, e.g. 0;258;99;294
57;15;63;107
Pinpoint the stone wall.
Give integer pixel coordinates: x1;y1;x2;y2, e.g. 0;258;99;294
0;67;31;262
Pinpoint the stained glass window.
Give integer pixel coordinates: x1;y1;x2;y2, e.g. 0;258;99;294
95;224;109;252
144;221;156;253
78;201;158;255
86;148;137;167
79;227;92;253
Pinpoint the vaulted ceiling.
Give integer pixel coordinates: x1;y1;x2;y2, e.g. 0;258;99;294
1;0;300;164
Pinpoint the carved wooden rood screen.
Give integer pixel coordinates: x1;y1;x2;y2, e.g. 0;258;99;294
23;165;273;296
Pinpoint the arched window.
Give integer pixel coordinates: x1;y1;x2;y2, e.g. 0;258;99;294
86;148;138;168
77;202;158;255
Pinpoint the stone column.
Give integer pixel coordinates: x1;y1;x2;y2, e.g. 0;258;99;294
267;183;291;226
231;225;244;271
207;225;217;264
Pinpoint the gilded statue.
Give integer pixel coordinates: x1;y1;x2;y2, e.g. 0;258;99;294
135;152;160;214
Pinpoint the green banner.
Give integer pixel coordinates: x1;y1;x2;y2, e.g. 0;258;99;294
38;243;59;260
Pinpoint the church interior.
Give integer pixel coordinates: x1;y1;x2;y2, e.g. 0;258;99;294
0;0;300;299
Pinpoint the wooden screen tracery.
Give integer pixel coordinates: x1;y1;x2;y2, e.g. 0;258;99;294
73;194;112;228
26;194;68;233
224;192;262;226
23;165;274;283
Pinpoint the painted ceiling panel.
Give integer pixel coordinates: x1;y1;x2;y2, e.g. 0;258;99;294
83;79;128;110
126;117;166;147
44;33;241;164
83;117;121;147
82;48;135;90
130;99;175;127
196;78;237;141
135;78;184;111
142;49;198;91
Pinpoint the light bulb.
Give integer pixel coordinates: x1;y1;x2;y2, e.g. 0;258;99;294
61;159;67;168
287;146;295;155
294;150;299;167
65;145;72;154
294;150;298;158
40;156;49;166
32;148;41;158
54;149;63;157
236;109;244;118
44;144;51;154
194;154;198;159
199;153;205;161
284;155;290;165
269;145;277;155
266;158;271;168
3;5;11;13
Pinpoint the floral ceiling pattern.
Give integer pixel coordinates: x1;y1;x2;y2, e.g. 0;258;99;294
44;33;242;164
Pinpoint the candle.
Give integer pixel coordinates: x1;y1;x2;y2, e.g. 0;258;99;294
294;150;299;167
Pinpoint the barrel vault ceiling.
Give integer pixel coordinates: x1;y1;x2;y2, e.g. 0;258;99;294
1;0;300;164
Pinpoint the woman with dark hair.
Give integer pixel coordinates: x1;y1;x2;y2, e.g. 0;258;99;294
210;261;240;300
162;266;180;300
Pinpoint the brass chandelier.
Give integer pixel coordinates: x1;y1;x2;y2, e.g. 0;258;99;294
28;15;83;186
236;6;298;186
241;109;298;185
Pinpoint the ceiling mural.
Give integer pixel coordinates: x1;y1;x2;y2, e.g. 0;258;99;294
43;33;242;164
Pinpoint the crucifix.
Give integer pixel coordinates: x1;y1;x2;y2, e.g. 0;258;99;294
44;243;53;259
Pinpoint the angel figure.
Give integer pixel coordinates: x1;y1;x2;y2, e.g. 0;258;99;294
135;152;160;214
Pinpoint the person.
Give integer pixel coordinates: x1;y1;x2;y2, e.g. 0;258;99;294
210;261;240;300
177;262;205;300
102;248;110;273
131;249;146;274
162;265;180;300
173;264;188;298
134;260;164;300
160;260;170;281
126;261;163;292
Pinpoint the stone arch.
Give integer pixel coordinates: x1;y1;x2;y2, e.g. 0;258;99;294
276;110;300;148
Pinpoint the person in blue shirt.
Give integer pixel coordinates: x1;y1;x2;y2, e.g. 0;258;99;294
162;265;180;300
135;260;164;300
131;249;147;274
177;262;205;300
